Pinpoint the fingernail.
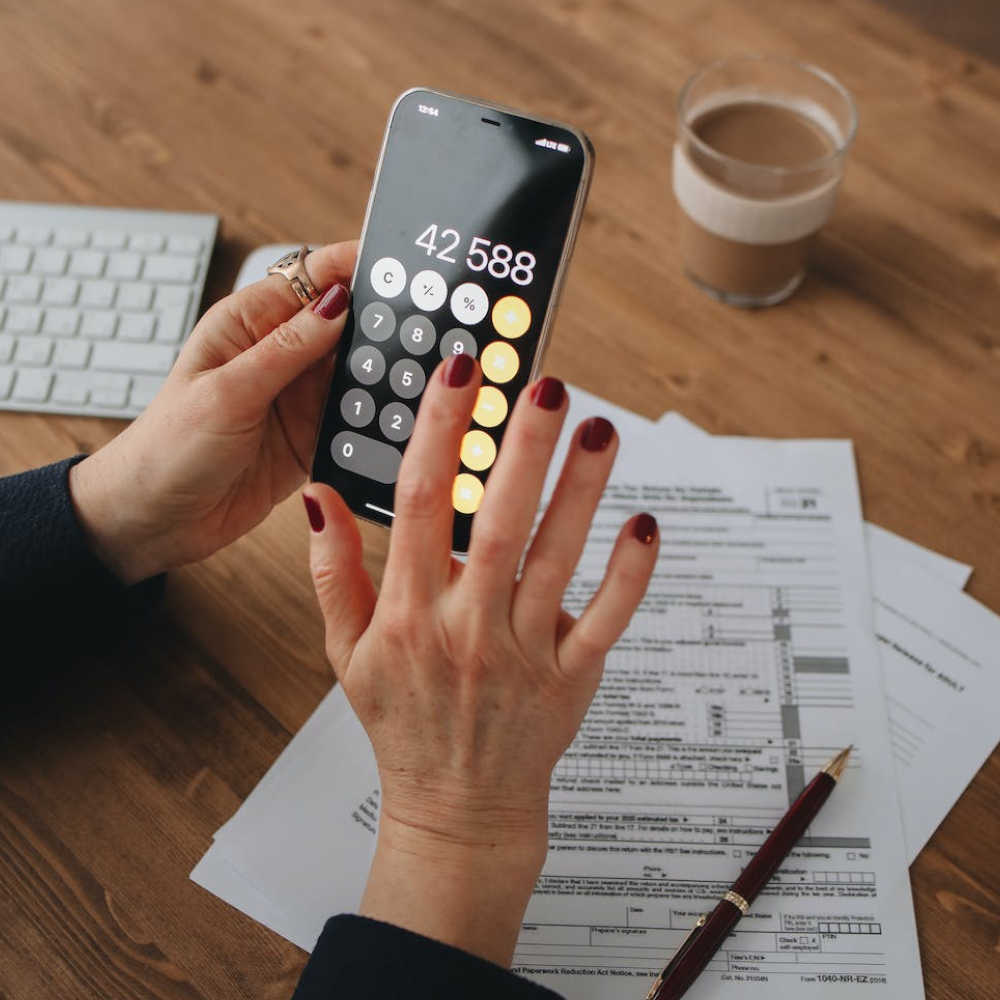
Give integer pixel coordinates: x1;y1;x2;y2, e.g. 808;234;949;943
634;512;657;544
303;494;325;532
443;352;475;387
580;416;615;452
313;283;349;319
530;376;565;411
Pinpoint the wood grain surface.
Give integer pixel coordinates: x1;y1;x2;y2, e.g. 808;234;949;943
1;1;998;997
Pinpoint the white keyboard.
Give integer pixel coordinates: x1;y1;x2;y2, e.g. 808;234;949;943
0;202;217;418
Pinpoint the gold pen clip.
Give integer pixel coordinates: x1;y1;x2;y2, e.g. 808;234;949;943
644;913;708;1000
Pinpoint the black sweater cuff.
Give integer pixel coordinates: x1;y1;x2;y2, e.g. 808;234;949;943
293;915;563;1000
0;455;164;657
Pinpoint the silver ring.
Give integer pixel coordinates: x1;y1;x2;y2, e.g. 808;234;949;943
266;245;319;306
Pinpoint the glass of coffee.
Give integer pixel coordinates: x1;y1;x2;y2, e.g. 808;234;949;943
674;55;857;307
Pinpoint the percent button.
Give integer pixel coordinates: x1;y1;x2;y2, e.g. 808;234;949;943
450;282;489;325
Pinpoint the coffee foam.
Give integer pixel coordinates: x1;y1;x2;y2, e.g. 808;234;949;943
673;95;843;246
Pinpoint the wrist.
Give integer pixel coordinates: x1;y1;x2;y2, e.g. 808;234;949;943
69;447;164;585
361;810;547;967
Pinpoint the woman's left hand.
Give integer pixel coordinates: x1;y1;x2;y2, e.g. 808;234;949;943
70;241;357;583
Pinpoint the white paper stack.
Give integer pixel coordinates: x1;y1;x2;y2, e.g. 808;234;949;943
193;387;1000;1000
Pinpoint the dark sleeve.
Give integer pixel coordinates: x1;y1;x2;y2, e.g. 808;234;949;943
0;456;164;661
292;915;563;1000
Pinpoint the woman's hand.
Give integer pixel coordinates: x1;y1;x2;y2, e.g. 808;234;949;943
304;355;659;966
69;242;357;583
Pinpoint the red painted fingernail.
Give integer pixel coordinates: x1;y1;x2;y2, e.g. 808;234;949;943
530;376;565;411
580;416;615;451
443;352;475;387
303;494;325;532
313;283;349;319
634;512;657;544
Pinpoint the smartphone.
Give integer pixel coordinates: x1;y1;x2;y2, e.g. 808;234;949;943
311;88;593;552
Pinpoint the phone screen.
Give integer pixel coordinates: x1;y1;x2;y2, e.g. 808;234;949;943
312;88;591;552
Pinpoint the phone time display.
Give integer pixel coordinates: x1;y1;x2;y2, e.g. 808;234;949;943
414;223;537;287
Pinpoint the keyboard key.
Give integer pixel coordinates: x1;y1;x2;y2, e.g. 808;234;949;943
0;334;13;362
118;313;155;341
330;430;402;484
153;306;188;344
15;336;53;366
13;369;53;401
52;371;90;404
0;366;13;398
41;278;79;306
92;341;174;373
166;235;202;255
129;375;163;409
143;254;197;283
80;279;116;308
68;250;106;278
53;228;89;248
89;372;130;407
34;248;68;275
17;226;51;246
106;252;142;280
5;306;42;333
80;310;117;339
6;275;42;302
92;229;127;250
0;246;32;273
129;232;165;253
42;308;81;337
53;339;91;369
153;285;191;310
117;281;153;310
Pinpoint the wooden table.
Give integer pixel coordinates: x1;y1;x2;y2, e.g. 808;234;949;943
1;1;997;997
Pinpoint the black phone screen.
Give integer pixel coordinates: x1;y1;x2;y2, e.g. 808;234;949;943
311;88;590;552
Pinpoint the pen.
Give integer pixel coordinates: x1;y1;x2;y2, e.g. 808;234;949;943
644;746;853;1000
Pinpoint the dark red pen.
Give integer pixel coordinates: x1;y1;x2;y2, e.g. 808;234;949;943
645;746;853;1000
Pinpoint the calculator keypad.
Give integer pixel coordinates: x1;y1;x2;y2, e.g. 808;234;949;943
331;255;535;513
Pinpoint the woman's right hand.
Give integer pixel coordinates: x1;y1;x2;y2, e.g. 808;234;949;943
304;354;658;966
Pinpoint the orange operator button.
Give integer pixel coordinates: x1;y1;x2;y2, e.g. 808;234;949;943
453;473;485;514
460;430;497;472
491;295;531;339
472;386;508;428
481;340;519;384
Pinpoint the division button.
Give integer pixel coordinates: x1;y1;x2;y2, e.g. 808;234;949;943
439;328;477;359
491;295;531;339
450;282;489;325
480;340;520;384
349;345;386;385
389;358;426;399
379;401;415;442
472;385;508;428
400;314;437;355
460;430;497;472
341;387;377;428
370;256;406;298
359;301;396;341
331;430;402;484
409;269;447;312
453;473;485;515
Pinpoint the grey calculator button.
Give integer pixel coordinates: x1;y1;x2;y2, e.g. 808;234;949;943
350;345;386;385
331;430;402;484
359;301;395;341
399;314;436;355
439;328;477;360
389;358;426;399
341;387;376;428
379;401;415;442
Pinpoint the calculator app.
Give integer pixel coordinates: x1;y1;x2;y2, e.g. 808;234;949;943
312;89;589;551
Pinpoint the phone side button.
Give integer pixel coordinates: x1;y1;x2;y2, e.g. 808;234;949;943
330;430;403;484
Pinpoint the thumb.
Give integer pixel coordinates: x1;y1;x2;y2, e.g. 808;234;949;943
304;482;376;681
220;284;350;405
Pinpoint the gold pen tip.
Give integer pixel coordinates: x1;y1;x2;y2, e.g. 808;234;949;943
821;745;852;781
